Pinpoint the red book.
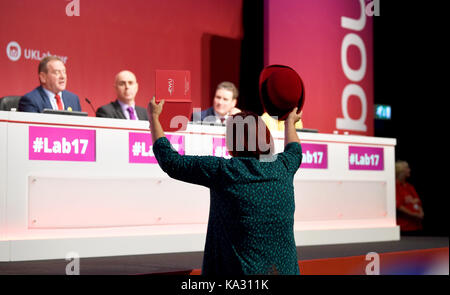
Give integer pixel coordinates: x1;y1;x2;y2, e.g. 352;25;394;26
155;70;192;131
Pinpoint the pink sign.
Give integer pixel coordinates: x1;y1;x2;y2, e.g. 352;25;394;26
266;0;374;135
349;146;384;170
29;126;96;161
300;143;328;169
129;133;185;164
212;137;231;159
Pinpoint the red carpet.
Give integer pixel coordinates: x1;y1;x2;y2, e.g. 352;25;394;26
189;247;449;275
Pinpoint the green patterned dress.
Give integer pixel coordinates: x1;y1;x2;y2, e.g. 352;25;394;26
153;137;302;275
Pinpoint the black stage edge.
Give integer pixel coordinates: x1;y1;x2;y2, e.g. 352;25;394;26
0;236;447;275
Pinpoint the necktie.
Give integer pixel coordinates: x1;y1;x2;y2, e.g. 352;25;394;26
55;94;63;110
220;117;225;124
127;106;137;120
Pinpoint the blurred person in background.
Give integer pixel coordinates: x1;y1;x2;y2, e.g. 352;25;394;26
395;160;424;235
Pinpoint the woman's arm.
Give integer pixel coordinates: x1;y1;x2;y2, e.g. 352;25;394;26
148;96;222;188
284;108;302;147
148;96;165;143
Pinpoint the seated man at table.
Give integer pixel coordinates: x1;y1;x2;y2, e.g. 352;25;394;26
96;70;148;120
18;56;82;113
191;81;241;124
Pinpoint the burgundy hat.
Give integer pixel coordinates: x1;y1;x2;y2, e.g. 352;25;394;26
259;64;305;120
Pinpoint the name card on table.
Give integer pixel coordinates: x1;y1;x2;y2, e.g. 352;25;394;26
212;137;231;159
29;126;96;161
348;146;384;170
129;133;185;164
300;143;328;169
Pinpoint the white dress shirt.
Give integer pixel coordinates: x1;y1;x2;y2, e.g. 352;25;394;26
213;110;229;124
117;99;137;120
42;88;64;110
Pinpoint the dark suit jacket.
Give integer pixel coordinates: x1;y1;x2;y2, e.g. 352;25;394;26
18;86;81;113
191;107;217;123
96;99;148;121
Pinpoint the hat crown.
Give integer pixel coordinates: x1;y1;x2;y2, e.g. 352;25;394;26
259;64;305;120
266;68;302;110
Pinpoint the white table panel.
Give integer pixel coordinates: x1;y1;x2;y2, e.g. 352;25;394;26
0;111;399;261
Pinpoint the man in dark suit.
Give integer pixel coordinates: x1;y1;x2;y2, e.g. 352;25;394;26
18;56;81;113
191;81;240;124
96;70;148;121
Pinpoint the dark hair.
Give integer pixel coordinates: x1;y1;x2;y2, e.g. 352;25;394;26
226;111;274;158
38;56;64;74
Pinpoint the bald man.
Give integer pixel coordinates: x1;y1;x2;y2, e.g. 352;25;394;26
96;70;148;120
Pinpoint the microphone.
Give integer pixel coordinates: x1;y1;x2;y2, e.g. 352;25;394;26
85;98;96;114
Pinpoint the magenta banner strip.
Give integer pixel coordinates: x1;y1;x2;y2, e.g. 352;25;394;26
300;143;328;169
212;137;231;159
129;133;185;164
349;146;384;170
29;126;96;162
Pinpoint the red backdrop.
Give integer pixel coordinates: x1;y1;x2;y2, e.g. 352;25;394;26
265;0;374;135
2;0;374;136
0;0;243;117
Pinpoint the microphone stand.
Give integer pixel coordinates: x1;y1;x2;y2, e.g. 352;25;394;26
85;98;96;114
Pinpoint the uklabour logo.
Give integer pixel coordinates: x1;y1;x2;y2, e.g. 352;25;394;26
6;41;21;62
